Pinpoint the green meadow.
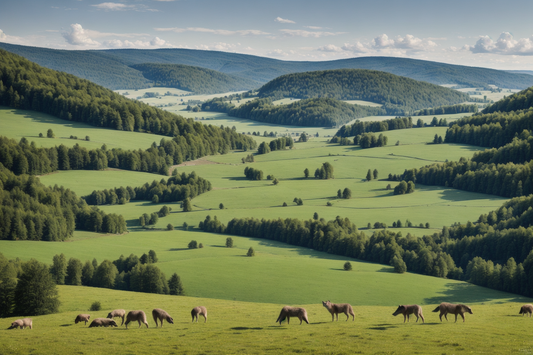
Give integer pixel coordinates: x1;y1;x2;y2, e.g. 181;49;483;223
1;286;532;354
2;100;525;354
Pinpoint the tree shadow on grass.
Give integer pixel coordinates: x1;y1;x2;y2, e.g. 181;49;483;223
60;324;73;327
168;248;190;251
423;282;532;305
368;324;398;331
230;327;263;331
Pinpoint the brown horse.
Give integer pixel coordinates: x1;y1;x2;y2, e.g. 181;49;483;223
432;302;472;322
392;305;424;323
276;306;309;325
322;301;355;321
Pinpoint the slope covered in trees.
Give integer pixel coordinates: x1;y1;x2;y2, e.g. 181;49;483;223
131;63;260;94
2;43;533;90
481;87;533;114
0;49;257;156
0;163;127;241
257;69;470;115
224;97;385;127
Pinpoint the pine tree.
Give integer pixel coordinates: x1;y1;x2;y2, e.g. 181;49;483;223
168;273;184;295
14;259;60;316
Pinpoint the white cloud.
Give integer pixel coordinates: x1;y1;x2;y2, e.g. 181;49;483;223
154;27;269;36
92;2;134;11
275;17;295;24
279;29;345;38
103;36;172;48
469;32;533;56
372;34;436;51
0;29;6;41
92;2;158;12
62;23;100;46
305;26;323;30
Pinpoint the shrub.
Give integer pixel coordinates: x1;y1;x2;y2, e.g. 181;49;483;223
188;240;198;249
247;247;255;257
344;262;352;271
89;301;101;311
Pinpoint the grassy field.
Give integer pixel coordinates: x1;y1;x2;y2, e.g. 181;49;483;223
2;97;525;353
1;286;532;354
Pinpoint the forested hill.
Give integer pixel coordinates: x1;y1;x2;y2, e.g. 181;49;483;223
0;49;256;154
481;86;533;114
258;69;470;115
1;42;533;90
131;63;260;94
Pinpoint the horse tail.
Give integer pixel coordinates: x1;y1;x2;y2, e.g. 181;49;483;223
432;306;440;312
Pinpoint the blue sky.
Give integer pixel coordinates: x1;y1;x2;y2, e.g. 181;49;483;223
1;0;533;70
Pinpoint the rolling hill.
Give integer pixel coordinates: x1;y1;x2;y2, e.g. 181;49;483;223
1;42;533;90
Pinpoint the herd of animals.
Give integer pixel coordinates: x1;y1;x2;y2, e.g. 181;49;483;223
8;302;533;330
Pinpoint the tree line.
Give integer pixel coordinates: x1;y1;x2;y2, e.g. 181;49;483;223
0;250;184;317
413;104;478;116
0;49;256;157
0;163;126;241
257;136;294;154
82;170;211;206
199;215;463;280
203;97;385;127
334;116;413;137
482;87;533;114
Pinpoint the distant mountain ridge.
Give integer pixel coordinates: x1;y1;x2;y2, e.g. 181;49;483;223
1;42;533;91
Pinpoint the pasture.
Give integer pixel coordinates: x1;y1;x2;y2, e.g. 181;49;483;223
1;97;523;354
1;286;533;354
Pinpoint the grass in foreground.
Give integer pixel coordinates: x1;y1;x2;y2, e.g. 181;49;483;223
1;286;532;355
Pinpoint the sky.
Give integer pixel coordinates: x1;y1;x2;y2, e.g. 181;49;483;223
1;0;533;70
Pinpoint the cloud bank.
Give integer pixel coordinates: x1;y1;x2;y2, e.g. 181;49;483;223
468;32;533;56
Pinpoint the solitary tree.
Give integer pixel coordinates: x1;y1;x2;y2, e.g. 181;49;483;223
299;132;308;142
168;273;184;295
188;240;198;249
226;237;234;248
304;168;310;178
167;223;174;230
219;203;224;209
247;247;255;257
46;129;55;138
14;259;60;316
373;169;379;180
344;261;352;271
313;212;319;220
273;178;279;185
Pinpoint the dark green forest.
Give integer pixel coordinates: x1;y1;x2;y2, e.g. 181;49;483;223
257;69;470;115
413;104;478;116
334;116;413;137
131;63;260;94
0;163;127;241
203;97;386;127
482;86;533;114
2;42;533;90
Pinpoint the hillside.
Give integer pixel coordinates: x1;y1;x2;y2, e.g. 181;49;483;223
131;63;261;94
1;42;533;90
0;49;256;161
481;86;533;114
257;69;470;115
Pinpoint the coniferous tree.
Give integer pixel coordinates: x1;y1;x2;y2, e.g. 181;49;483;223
168;273;184;295
14;259;60;316
65;258;83;286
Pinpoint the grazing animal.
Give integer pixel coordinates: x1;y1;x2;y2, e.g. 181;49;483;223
392;305;425;323
519;304;533;317
8;318;32;329
152;308;174;327
191;306;208;323
432;302;473;322
322;300;355;321
88;318;118;328
125;310;149;329
74;314;91;325
107;309;126;326
276;306;309;325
